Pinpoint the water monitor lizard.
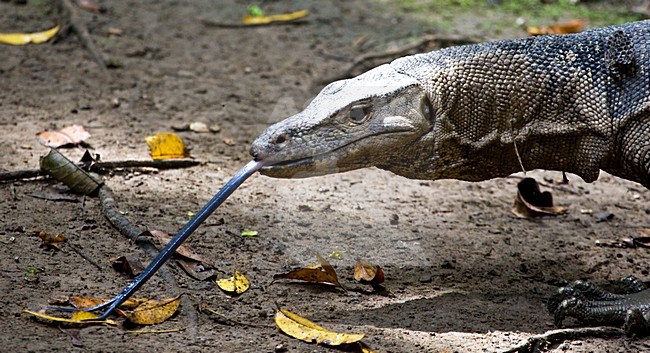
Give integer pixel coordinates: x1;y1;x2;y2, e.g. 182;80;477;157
251;20;650;334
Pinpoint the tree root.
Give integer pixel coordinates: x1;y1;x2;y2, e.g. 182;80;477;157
0;159;201;182
322;34;480;83
56;0;108;73
97;184;199;335
503;327;625;353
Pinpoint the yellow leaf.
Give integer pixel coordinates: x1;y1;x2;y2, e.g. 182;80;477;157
274;308;364;346
122;295;181;325
22;309;117;326
69;296;148;310
216;270;250;295
0;25;60;45
242;9;309;25
145;132;189;160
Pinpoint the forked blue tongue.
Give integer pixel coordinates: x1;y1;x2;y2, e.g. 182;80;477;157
95;160;264;319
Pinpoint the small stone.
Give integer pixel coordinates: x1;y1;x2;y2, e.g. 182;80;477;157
171;123;189;131
209;124;221;133
189;122;209;133
419;273;433;283
390;214;399;225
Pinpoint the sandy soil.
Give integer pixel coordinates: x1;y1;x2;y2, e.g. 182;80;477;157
1;1;649;352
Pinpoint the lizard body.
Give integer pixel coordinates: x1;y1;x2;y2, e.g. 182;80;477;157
252;20;649;188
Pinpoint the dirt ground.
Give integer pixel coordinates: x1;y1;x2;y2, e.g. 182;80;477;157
1;1;649;352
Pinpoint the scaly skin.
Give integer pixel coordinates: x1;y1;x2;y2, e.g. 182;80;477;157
549;277;650;336
251;21;650;332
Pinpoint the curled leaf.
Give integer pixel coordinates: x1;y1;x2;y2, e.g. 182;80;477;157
121;295;182;325
40;149;103;195
273;254;341;287
353;259;384;287
111;255;145;277
511;177;567;219
0;25;60;45
145;132;189;160
274;308;364;346
242;9;309;25
216;270;250;295
36;230;67;250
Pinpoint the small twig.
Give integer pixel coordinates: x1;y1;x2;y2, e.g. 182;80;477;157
0;170;42;182
502;326;625;353
0;159;201;182
323;34;480;83
200;17;308;28
57;0;108;73
67;242;103;270
91;159;201;171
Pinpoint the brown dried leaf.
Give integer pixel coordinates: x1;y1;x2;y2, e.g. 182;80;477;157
122;295;182;325
353;259;384;286
145;230;212;266
273;254;341;287
527;19;586;35
511;178;567;219
36;230;67;250
176;258;218;281
37;124;91;148
111;255;145;277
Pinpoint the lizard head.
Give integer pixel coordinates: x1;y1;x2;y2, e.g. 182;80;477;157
250;64;433;178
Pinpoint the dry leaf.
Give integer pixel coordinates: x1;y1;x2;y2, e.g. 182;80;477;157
274;308;364;346
216;270;250;295
0;25;60;45
527;19;586;36
69;296;147;310
22;309;117;326
512;177;567;218
111;255;145;277
40;149;103;195
273;254;341;287
176;258;218;281
145;132;189;160
37;124;91;148
242;9;309;25
36;230;67;250
353;259;384;286
121;295;181;325
145;230;211;265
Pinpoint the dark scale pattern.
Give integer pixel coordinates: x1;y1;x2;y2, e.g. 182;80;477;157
548;277;650;336
390;20;649;186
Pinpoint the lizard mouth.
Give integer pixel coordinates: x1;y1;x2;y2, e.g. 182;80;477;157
258;129;414;177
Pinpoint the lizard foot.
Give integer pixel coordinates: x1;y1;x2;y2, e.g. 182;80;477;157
548;276;650;337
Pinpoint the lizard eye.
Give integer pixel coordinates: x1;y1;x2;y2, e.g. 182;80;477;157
348;105;370;124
